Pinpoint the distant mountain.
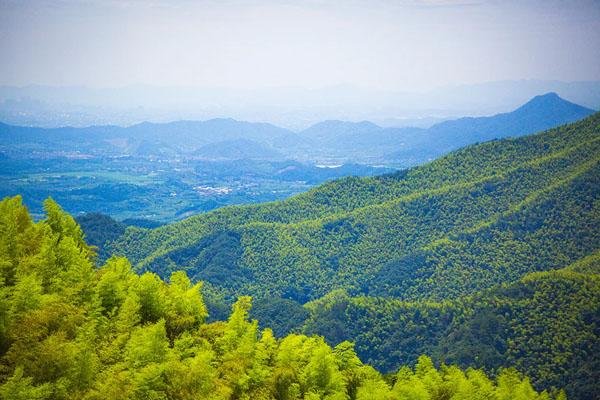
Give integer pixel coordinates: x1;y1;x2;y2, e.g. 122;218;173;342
0;117;298;158
132;139;179;157
123;118;298;150
387;92;596;164
425;92;592;145
194;138;284;160
298;120;424;163
2;80;599;129
0;93;595;166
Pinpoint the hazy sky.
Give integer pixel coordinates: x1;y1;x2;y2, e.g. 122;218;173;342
1;0;599;91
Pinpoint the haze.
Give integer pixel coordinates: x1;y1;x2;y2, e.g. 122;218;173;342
1;0;600;92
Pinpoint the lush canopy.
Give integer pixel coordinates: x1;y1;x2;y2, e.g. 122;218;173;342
0;196;562;399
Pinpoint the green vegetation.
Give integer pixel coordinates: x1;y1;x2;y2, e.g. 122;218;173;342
0;196;559;399
95;113;600;398
2;113;597;399
108;113;600;304
302;253;600;399
0;155;390;223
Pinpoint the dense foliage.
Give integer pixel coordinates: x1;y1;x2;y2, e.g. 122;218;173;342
75;213;127;261
302;253;600;399
75;213;163;261
0;196;561;399
92;113;600;398
108;113;600;305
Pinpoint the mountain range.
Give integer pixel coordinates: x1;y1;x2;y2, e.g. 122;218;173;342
0;118;299;160
0;92;595;166
105;111;600;301
87;111;600;399
1;102;598;398
2;80;600;129
296;92;595;165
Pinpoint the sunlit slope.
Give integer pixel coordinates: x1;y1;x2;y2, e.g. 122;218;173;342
2;196;559;399
302;251;600;399
109;113;600;302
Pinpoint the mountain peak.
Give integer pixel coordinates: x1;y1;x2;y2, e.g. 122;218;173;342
518;92;588;112
537;91;561;99
528;91;562;103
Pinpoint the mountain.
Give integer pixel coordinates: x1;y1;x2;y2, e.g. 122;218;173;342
131;139;179;157
302;253;599;399
388;92;596;164
1;197;557;399
193;139;284;161
294;93;595;165
298;119;413;156
428;92;595;142
107;112;599;303
0;118;298;158
123;118;299;150
298;120;423;163
97;112;599;397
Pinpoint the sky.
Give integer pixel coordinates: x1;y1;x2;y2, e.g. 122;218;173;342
1;0;600;92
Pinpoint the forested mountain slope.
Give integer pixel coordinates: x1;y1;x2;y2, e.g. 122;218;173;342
302;252;600;399
0;197;557;399
108;112;600;305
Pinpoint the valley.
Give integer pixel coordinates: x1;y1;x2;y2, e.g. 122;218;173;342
0;93;593;223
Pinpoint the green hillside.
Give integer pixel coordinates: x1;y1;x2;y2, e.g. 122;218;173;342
95;113;600;399
0;197;557;399
108;112;600;305
302;252;600;399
